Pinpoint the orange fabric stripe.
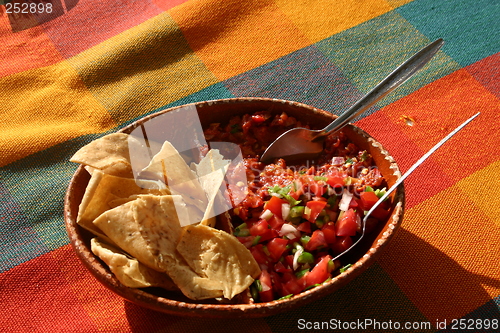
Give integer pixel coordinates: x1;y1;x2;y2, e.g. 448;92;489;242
0;11;64;77
378;185;500;322
168;0;311;80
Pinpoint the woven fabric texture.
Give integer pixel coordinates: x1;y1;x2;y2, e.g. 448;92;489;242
1;0;499;332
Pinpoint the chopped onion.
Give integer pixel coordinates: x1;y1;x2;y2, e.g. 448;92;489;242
293;245;304;271
339;189;353;211
327;186;335;196
261;281;271;292
279;223;300;240
331;156;345;166
281;203;290;220
270;192;281;197
260;209;273;221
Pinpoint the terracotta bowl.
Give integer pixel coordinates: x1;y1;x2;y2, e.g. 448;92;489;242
64;97;405;318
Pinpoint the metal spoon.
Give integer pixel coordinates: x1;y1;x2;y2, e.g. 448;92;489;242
260;39;445;163
332;112;480;261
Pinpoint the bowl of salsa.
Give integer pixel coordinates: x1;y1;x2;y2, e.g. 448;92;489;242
64;97;405;317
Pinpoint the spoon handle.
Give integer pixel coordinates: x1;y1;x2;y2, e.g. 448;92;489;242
322;39;444;135
332;112;480;261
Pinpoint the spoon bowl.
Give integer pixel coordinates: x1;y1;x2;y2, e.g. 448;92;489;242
260;38;445;163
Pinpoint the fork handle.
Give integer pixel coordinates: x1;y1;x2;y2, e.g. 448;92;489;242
322;39;444;135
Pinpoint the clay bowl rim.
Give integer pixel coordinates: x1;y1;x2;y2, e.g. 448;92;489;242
64;97;405;318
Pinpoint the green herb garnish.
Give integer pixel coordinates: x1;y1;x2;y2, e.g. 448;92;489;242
340;264;352;273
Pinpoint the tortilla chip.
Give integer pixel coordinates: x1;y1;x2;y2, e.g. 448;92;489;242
70;133;133;177
93;195;224;300
177;224;261;299
139;141;207;214
91;238;178;291
189;149;230;227
77;170;170;237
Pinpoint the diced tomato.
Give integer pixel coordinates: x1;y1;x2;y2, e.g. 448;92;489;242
308;181;326;197
305;230;327;251
348;198;359;209
274;261;292;273
268;214;285;230
321;222;336;244
280;271;295;283
269;271;283;297
364;217;379;235
305;200;327;223
251;114;266;123
250;245;271;267
296;221;311;234
237;236;256;249
264;196;286;216
249;219;270;236
284;254;294;268
359;191;379;210
336;208;357;236
305;255;332;288
258;270;274;302
326;173;344;188
267;238;289;261
330;236;353;254
259;228;279;243
283;278;303;295
370;206;390;220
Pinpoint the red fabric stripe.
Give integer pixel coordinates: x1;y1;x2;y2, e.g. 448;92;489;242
0;246;98;332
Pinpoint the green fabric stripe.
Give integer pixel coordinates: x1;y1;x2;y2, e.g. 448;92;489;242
315;10;461;108
0;135;103;251
397;0;500;67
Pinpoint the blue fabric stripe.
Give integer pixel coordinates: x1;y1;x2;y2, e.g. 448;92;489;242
397;0;500;67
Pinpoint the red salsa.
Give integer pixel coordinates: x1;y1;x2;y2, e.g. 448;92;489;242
204;111;389;302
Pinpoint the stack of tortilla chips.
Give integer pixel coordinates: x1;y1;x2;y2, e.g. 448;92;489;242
70;133;260;300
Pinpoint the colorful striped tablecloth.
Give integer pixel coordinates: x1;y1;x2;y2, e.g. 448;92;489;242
1;0;499;332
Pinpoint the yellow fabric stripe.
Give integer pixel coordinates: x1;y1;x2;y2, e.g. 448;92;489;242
0;61;116;167
274;0;394;43
68;12;219;125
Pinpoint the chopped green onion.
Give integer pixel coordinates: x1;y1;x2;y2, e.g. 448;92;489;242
262;245;271;257
284;194;301;207
360;151;369;162
345;158;353;164
315;219;325;228
365;185;374;192
230;124;241;134
300;235;310;247
295;268;309;278
303;206;311;218
234;223;249;237
305;283;321;291
254;279;263;292
278;294;293;300
327;195;337;207
252;236;261;246
250;283;260;301
268;184;291;198
289;206;305;218
314;176;327;181
375;187;387;199
328;259;336;272
297;251;314;264
339;264;352;273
